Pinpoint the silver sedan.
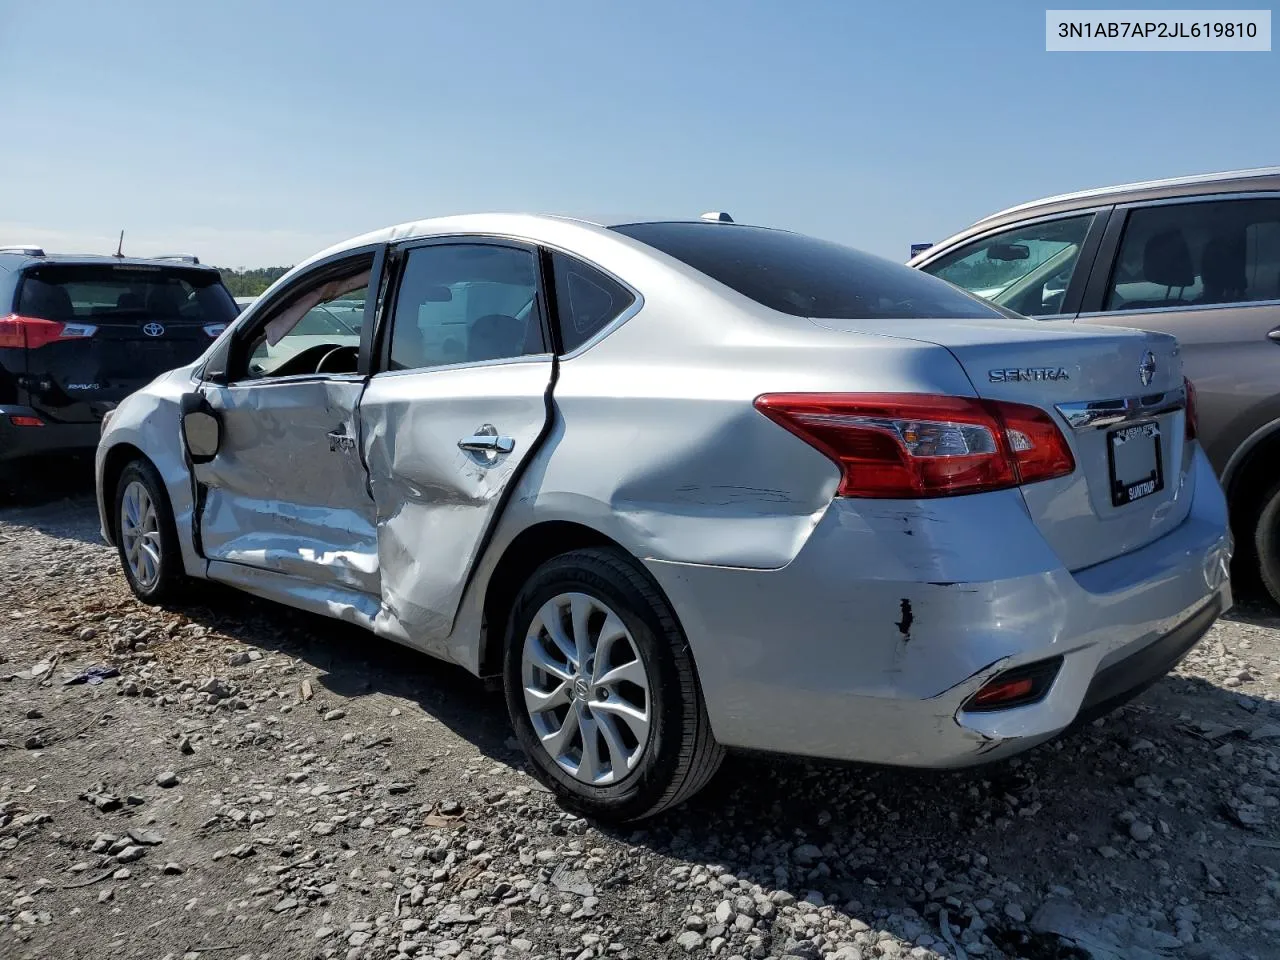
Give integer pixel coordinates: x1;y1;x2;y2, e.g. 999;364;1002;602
96;214;1233;820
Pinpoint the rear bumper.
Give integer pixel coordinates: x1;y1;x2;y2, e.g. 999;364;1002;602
645;447;1232;768
0;405;99;466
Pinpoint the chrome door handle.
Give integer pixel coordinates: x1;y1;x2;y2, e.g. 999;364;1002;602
1268;328;1280;343
458;425;514;454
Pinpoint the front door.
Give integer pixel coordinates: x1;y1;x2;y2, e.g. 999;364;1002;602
193;256;380;597
358;239;555;653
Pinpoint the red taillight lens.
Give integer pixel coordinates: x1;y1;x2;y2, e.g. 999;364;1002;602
9;415;45;427
0;314;97;349
754;393;1075;498
1184;376;1198;441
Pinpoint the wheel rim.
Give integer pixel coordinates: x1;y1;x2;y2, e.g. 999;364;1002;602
521;592;652;785
120;480;161;590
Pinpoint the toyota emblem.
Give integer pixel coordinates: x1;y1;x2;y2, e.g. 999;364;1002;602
143;322;165;338
1138;350;1156;387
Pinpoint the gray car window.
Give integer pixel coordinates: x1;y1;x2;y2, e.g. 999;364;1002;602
550;252;635;353
922;215;1095;317
1106;198;1280;311
388;245;545;371
612;222;1001;320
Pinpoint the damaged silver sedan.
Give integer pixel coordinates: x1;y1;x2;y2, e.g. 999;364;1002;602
95;214;1233;820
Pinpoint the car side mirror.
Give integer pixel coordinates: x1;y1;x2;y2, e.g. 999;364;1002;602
180;393;221;464
988;243;1031;262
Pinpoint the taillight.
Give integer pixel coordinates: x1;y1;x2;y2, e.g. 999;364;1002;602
1184;376;1198;441
0;314;97;349
754;393;1075;498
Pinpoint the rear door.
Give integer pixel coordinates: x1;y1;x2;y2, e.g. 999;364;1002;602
1073;194;1280;473
193;252;380;597
358;238;555;648
14;262;235;423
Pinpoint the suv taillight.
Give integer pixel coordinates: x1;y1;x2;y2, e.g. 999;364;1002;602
0;314;97;349
754;393;1076;498
1184;376;1198;441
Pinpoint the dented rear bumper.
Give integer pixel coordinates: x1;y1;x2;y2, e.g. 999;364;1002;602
644;447;1232;768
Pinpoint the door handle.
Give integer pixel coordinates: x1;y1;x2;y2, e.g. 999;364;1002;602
458;434;515;454
327;429;356;453
1268;329;1280;343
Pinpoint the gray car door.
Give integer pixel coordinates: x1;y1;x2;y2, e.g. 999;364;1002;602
358;238;554;656
1074;195;1280;473
192;254;381;598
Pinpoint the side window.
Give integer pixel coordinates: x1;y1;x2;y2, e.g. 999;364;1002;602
550;252;636;353
388;244;544;372
1105;198;1280;311
238;265;369;380
923;214;1095;317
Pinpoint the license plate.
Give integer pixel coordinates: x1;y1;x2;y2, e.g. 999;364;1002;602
1108;421;1164;507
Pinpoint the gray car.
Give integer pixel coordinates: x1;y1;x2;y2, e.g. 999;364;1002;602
910;167;1280;605
95;214;1232;820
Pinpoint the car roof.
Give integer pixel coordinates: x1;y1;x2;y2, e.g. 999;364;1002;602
913;166;1280;264
0;252;218;273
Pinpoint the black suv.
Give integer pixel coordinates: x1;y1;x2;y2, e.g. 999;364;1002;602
0;247;237;481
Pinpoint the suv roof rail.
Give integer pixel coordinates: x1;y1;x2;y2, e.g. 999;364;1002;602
153;253;200;265
0;245;46;257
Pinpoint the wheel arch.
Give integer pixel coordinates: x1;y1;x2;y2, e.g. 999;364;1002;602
1223;420;1280;524
478;520;681;678
100;441;152;546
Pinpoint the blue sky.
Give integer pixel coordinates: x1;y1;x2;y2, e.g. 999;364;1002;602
0;1;1274;267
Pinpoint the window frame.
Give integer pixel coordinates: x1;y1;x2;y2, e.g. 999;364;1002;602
199;244;386;387
1077;190;1280;318
916;207;1110;320
545;247;644;360
371;235;556;377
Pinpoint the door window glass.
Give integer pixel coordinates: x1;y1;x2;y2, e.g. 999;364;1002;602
1106;198;1280;311
550;252;635;353
922;214;1095;317
388;244;544;371
241;270;368;380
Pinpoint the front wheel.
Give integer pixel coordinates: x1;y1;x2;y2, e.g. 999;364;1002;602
1255;480;1280;608
503;547;723;821
114;459;186;605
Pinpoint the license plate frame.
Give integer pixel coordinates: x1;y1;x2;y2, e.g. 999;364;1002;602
1107;420;1164;507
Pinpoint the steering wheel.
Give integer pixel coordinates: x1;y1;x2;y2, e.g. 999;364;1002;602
315;345;359;374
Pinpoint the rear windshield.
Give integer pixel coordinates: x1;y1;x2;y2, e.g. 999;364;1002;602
610;222;1004;320
16;264;238;324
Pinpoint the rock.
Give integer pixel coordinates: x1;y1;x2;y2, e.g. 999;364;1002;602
685;915;707;932
155;771;179;788
791;843;823;865
676;931;705;951
322;709;346;721
23;736;44;750
115;846;146;863
198;677;230;698
439;799;463;815
1004;902;1026;922
715;900;734;924
127;829;164;846
1130;821;1154;842
227;651;252;666
162;862;183;874
178;736;194;755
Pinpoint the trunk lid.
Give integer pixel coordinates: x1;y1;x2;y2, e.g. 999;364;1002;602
810;316;1192;571
16;262;235;423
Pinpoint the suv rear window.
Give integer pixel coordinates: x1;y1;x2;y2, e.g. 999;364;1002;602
610;222;1002;320
16;264;237;325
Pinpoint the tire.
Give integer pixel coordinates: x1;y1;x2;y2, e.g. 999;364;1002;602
113;459;187;605
1255;480;1280;608
503;547;724;821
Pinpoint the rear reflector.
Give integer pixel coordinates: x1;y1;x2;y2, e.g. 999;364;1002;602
754;393;1075;498
0;314;98;350
1184;376;1198;441
9;415;45;427
964;656;1063;712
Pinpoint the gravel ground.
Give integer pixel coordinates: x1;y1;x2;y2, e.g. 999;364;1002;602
2;474;1279;960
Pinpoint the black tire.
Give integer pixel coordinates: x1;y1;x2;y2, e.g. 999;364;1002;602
113;459;187;605
1255;480;1280;608
503;547;724;822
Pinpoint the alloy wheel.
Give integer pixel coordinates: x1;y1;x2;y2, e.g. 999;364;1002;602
521;591;652;785
120;479;162;590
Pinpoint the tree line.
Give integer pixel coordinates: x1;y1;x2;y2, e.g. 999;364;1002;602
215;266;292;298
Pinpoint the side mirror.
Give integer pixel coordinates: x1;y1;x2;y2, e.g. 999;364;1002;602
180;393;221;464
988;243;1031;262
